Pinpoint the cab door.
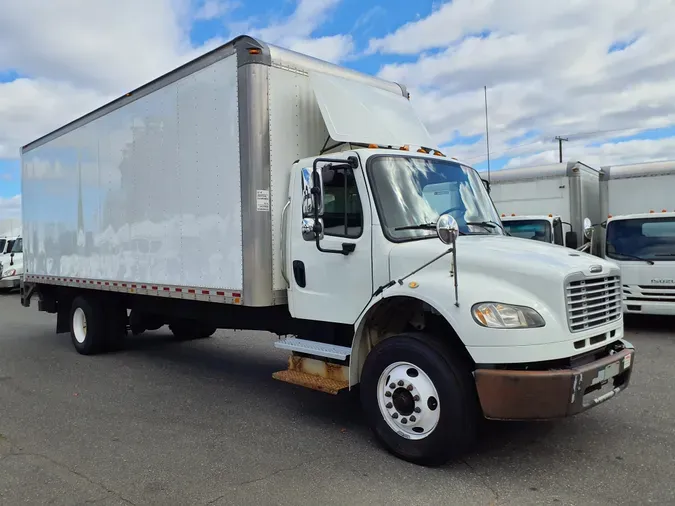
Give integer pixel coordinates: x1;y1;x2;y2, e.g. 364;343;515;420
287;153;373;325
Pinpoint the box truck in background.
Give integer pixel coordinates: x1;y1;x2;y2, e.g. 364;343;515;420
0;228;23;291
20;35;633;466
480;162;601;250
600;160;675;316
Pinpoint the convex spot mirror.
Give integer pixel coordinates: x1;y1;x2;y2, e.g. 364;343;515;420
583;217;593;240
437;213;460;245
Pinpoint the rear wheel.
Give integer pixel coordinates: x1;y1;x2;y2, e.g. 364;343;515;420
70;296;107;355
360;332;479;466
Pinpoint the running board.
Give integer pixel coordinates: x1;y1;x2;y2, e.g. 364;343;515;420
272;355;349;395
274;337;351;361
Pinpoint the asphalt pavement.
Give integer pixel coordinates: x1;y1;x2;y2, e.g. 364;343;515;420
0;291;673;506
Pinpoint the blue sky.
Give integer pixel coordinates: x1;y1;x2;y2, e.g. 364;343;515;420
2;0;675;213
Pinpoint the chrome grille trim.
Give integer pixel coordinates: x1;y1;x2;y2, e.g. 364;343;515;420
565;273;623;333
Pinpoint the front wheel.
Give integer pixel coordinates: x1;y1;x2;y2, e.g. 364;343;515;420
360;333;479;466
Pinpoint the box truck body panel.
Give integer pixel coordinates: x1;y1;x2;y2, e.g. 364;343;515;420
22;52;244;293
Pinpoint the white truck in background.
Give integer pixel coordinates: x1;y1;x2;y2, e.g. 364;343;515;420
600;160;675;316
19;35;634;466
0;230;23;291
480;162;601;250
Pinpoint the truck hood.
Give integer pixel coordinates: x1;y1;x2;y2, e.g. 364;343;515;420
388;235;618;283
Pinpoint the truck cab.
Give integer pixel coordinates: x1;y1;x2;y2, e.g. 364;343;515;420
500;214;565;246
600;161;675;316
0;235;23;291
604;211;675;315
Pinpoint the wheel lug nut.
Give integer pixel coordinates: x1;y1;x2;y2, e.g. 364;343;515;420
397;380;404;386
385;391;392;397
401;418;407;424
392;413;399;419
386;402;393;409
414;407;421;413
406;384;413;391
413;395;420;401
389;383;396;389
409;415;416;422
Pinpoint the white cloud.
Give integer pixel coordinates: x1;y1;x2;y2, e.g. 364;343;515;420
0;0;351;165
368;0;675;168
194;0;238;20
244;0;354;63
0;195;21;220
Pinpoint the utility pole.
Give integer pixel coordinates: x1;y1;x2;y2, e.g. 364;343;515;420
484;86;491;182
554;136;568;163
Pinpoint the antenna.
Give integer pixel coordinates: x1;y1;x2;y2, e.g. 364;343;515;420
484;86;491;182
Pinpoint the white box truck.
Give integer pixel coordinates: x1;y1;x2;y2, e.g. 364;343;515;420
480;162;601;250
600;160;675;315
19;35;634;466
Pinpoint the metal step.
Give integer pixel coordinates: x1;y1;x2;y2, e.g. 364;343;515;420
274;337;351;360
272;370;348;395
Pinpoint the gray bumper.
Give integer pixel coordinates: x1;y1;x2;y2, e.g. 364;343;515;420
0;277;20;289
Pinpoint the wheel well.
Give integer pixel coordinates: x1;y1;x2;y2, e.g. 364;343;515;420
351;296;474;386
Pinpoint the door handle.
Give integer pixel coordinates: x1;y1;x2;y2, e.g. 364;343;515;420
293;260;306;288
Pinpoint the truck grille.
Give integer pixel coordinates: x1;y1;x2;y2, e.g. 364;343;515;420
566;275;622;332
624;284;675;303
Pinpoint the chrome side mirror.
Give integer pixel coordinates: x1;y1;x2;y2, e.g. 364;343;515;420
436;214;460;245
301;167;324;218
301;218;324;242
583;217;593;240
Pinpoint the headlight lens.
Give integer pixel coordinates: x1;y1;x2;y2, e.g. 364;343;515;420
472;302;545;328
2;269;16;278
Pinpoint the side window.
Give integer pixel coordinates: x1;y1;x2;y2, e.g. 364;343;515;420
553;220;563;245
321;167;363;238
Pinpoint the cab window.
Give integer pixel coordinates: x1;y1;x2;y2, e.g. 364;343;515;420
321;166;363;238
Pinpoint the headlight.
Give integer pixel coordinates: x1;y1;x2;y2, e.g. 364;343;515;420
2;269;16;278
472;302;545;328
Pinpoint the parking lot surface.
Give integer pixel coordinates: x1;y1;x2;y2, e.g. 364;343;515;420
0;291;674;505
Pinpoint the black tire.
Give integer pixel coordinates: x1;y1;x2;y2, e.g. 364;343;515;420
104;305;128;351
360;332;479;466
70;295;107;355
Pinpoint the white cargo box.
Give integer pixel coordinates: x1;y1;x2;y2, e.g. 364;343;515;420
21;35;433;307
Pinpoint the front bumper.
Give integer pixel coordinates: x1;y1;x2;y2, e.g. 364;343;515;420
474;340;634;420
0;277;20;289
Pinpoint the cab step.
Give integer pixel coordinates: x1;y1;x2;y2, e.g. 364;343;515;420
272;355;349;395
274;337;351;360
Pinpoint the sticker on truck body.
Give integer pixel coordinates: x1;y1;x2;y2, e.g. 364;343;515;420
256;189;270;212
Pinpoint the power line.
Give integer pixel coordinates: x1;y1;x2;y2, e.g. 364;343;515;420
462;123;674;163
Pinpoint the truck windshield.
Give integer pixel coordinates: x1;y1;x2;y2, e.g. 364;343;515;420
502;220;552;243
0;239;5;254
10;238;22;254
606;217;675;261
367;155;503;241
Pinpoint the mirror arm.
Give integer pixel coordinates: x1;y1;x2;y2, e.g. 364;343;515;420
311;156;359;256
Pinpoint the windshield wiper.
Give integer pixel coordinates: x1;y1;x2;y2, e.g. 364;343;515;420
654;253;675;258
610;252;655;265
466;220;507;234
394;222;437;231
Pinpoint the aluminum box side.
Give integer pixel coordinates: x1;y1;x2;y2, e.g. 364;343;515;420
21;46;245;294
